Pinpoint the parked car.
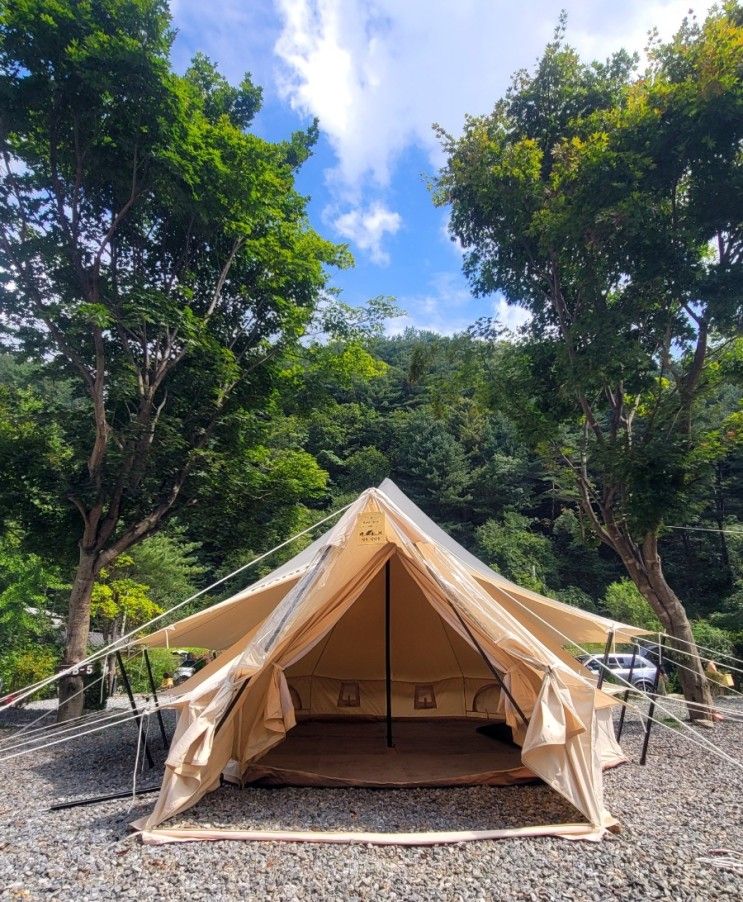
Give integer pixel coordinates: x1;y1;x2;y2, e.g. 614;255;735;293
577;652;659;692
634;640;679;676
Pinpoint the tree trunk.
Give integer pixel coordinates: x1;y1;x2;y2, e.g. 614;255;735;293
614;533;715;722
57;549;99;722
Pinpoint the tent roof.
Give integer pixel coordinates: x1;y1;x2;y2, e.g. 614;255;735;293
141;479;649;649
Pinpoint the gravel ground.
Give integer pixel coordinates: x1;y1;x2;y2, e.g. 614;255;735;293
0;697;741;901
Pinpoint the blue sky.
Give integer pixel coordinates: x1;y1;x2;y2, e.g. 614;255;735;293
169;0;715;335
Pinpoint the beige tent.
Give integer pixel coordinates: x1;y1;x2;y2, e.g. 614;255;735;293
136;481;647;845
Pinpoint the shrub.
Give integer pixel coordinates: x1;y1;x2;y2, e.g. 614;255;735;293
0;645;58;699
691;619;734;659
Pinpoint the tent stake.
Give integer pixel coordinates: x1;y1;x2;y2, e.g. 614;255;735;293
143;648;169;749
446;602;529;729
116;650;154;769
616;643;638;741
385;559;394;748
639;637;664;765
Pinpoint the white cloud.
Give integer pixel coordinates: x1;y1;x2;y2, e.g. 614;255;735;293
492;297;532;335
389;271;478;336
274;0;716;193
333;202;401;265
440;211;464;257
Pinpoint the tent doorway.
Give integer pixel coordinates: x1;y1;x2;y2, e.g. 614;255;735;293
239;553;536;788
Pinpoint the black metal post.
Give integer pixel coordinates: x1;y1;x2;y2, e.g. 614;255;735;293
143;648;169;748
616;644;638;741
639;640;663;766
596;631;614;691
385;559;394;748
116;650;155;769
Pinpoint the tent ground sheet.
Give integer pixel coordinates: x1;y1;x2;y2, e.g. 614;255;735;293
242;720;537;787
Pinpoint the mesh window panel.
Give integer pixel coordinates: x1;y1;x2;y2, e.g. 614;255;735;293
414;684;437;709
337;681;361;707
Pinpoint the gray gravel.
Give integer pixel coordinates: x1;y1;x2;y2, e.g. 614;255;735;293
0;698;741;901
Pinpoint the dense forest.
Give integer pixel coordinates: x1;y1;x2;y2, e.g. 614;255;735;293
1;327;741;695
0;1;740;713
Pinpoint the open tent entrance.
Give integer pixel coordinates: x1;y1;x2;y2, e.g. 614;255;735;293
238;552;537;788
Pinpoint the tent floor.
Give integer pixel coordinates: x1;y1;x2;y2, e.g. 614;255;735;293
242;720;537;788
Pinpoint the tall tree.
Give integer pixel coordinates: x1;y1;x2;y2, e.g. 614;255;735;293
436;6;742;717
0;0;344;718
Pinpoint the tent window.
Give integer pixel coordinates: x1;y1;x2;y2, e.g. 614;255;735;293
414;684;437;710
473;683;501;715
337;681;360;707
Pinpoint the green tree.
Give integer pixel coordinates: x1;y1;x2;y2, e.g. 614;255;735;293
476;511;558;593
0;536;65;651
393;408;472;525
340;447;391;492
436;6;742;716
602;580;661;632
0;536;65;697
90;555;162;648
557;585;597;613
0;0;345;718
126;527;205;611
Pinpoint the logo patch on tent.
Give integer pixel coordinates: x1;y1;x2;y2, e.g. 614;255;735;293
357;511;386;545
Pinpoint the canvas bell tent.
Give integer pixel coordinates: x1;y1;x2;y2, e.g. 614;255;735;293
134;481;647;844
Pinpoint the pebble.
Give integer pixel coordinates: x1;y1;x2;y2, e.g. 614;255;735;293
0;697;741;900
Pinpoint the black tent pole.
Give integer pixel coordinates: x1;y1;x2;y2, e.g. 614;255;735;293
385;559;394;748
616;643;638;741
446;601;529;729
116;650;155;769
640;637;664;766
215;677;251;735
596;631;614;691
143;648;169;748
49;784;162;812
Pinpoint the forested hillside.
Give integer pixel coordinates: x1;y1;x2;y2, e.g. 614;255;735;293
1;327;740;695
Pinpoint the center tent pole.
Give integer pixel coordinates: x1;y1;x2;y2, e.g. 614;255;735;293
385;559;394;749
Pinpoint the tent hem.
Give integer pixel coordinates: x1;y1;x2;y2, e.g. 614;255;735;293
136;822;608;846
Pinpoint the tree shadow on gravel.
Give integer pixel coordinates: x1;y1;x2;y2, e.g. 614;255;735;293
15;712;175;805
